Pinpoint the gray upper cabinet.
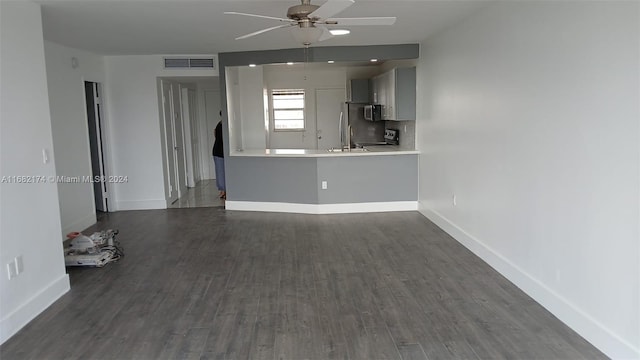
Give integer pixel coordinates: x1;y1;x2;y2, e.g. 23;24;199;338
346;79;370;103
372;67;416;121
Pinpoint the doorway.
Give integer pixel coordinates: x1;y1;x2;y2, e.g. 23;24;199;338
161;80;179;204
158;78;222;208
84;81;109;212
315;88;345;149
181;88;200;188
160;80;189;205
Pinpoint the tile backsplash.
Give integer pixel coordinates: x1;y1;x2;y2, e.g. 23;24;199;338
386;120;415;150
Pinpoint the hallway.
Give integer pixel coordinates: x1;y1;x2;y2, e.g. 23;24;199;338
169;179;225;209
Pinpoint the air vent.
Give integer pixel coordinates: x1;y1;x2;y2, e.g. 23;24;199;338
164;58;190;68
163;57;217;70
189;58;215;68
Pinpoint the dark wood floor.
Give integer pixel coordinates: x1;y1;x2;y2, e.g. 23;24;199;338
1;208;605;360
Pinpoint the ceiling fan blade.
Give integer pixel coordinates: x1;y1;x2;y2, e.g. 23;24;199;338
317;26;335;42
309;0;355;20
224;11;293;23
326;17;397;26
236;24;293;40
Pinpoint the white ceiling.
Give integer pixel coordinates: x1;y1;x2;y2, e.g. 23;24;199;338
37;0;490;55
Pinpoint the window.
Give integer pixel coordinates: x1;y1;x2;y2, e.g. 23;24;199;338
272;89;305;130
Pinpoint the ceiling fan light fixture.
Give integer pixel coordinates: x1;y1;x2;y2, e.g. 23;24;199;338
290;26;323;46
329;29;350;36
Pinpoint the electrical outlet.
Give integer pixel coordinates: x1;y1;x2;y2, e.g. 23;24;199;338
321;181;328;190
15;256;23;274
7;261;17;280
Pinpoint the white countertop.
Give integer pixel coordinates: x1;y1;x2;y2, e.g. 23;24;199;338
230;146;419;158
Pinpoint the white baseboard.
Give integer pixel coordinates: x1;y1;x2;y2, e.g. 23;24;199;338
419;205;640;360
61;213;96;238
0;274;70;345
113;199;167;211
225;201;418;214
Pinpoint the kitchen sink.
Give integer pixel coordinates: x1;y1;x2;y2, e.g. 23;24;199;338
327;147;369;153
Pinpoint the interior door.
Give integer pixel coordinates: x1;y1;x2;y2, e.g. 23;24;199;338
161;81;178;204
188;89;201;185
171;83;188;198
84;81;109;212
316;88;346;150
181;88;196;188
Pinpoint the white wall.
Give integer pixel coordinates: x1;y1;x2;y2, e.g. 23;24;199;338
0;1;70;344
197;80;220;180
238;66;267;150
263;64;347;149
225;67;243;154
44;41;106;236
345;64;380;81
103;55;218;210
416;2;639;358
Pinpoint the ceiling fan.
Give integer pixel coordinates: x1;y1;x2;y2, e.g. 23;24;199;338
225;0;396;47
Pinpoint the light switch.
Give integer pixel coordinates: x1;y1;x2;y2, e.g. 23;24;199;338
7;262;17;280
15;256;23;274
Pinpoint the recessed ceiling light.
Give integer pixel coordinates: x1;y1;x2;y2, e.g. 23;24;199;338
249;64;257;67
286;62;294;65
370;59;378;62
330;29;350;36
327;60;335;64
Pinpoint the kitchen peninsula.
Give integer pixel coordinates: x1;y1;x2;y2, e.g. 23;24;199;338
232;147;418;157
225;150;418;214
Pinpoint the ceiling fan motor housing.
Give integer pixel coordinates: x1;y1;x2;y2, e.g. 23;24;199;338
287;3;321;21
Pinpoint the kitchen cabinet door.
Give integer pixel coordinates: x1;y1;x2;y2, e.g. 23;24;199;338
381;67;416;121
378;74;388;118
393;67;416;121
371;67;416;121
371;75;381;105
383;69;395;120
347;79;369;103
